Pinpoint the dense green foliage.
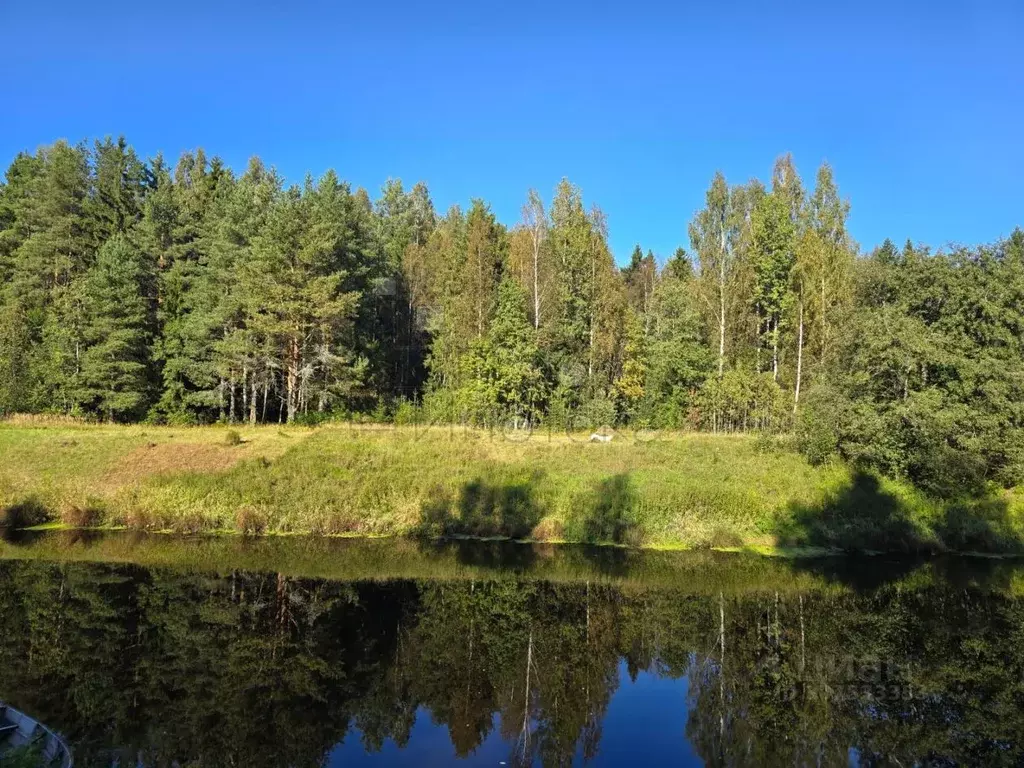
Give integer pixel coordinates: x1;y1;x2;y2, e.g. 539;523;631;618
799;234;1024;497
1;552;1023;766
1;138;1022;498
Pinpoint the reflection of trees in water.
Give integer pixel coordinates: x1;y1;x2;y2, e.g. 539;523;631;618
0;562;1023;766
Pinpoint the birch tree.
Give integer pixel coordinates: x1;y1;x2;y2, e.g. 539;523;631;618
689;172;736;376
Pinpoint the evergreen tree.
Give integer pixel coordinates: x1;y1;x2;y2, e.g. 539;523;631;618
153;150;235;421
3;142;92;413
621;245;656;332
87;135;147;246
460;277;546;427
76;234;154;420
642;251;714;426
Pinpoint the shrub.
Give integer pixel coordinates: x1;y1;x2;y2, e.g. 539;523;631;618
393;399;419;426
572;474;636;545
62;501;104;528
421;389;460;425
708;527;744;549
578;395;617;431
796;389;841;466
169;511;208;534
313;510;363;536
235;506;267;536
417;487;454;538
224;429;243;446
695;370;790;432
124;506;155;531
293;410;335;427
0;497;49;528
530;517;564;542
371;400;391;424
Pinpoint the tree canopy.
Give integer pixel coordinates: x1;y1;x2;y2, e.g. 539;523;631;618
1;136;1021;497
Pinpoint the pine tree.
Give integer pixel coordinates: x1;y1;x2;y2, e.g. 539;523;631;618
547;180;619;409
621;245;656;331
423;206;470;392
76;235;154;420
153;150;235;421
243;174;364;423
0;152;45;412
548;179;594;370
88;135;147;246
3;142;92;413
373;179;436;401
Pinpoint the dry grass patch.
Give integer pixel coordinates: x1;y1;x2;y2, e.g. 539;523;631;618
106;442;251;485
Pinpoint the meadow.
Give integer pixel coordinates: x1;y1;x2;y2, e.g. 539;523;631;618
1;419;1022;554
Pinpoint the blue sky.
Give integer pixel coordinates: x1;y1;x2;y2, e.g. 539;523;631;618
2;0;1021;263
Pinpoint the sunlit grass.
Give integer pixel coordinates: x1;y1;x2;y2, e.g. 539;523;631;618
2;421;1022;552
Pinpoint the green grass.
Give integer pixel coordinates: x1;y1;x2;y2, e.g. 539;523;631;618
1;420;1023;553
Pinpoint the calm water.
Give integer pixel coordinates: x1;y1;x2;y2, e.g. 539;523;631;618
1;532;1023;766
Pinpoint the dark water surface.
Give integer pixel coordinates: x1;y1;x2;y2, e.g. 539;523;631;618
1;531;1023;766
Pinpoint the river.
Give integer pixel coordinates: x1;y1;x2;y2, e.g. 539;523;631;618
1;531;1022;766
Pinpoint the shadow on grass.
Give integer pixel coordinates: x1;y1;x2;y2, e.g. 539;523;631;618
418;473;545;539
776;469;1022;556
418;472;642;547
571;473;640;546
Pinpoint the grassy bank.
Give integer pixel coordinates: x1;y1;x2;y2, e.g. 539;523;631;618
1;420;1022;553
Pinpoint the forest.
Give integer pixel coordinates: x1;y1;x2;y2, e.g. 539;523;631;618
1;137;1023;498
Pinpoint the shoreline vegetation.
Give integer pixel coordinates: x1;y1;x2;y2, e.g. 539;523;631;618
2;421;1022;556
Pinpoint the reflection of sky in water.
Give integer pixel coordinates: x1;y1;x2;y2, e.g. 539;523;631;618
329;661;700;766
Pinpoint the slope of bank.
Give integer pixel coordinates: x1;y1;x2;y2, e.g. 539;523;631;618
1;421;1022;554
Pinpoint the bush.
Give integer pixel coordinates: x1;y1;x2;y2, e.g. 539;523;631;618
0;496;50;528
695;370;790;432
313;510;362;536
421;389;459;425
796;392;840;466
393;399;420;426
169;511;208;534
292;410;336;427
371;400;391;424
62;500;104;528
912;445;987;500
578;395;618;431
571;474;637;545
224;429;243;446
124;506;156;531
235;506;267;536
417;486;454;538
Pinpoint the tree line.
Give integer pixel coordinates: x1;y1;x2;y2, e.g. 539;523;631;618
1;137;1021;492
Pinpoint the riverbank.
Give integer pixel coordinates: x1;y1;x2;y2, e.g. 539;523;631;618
1;421;1022;554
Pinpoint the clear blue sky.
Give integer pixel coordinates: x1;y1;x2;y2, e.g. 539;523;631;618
2;0;1021;263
